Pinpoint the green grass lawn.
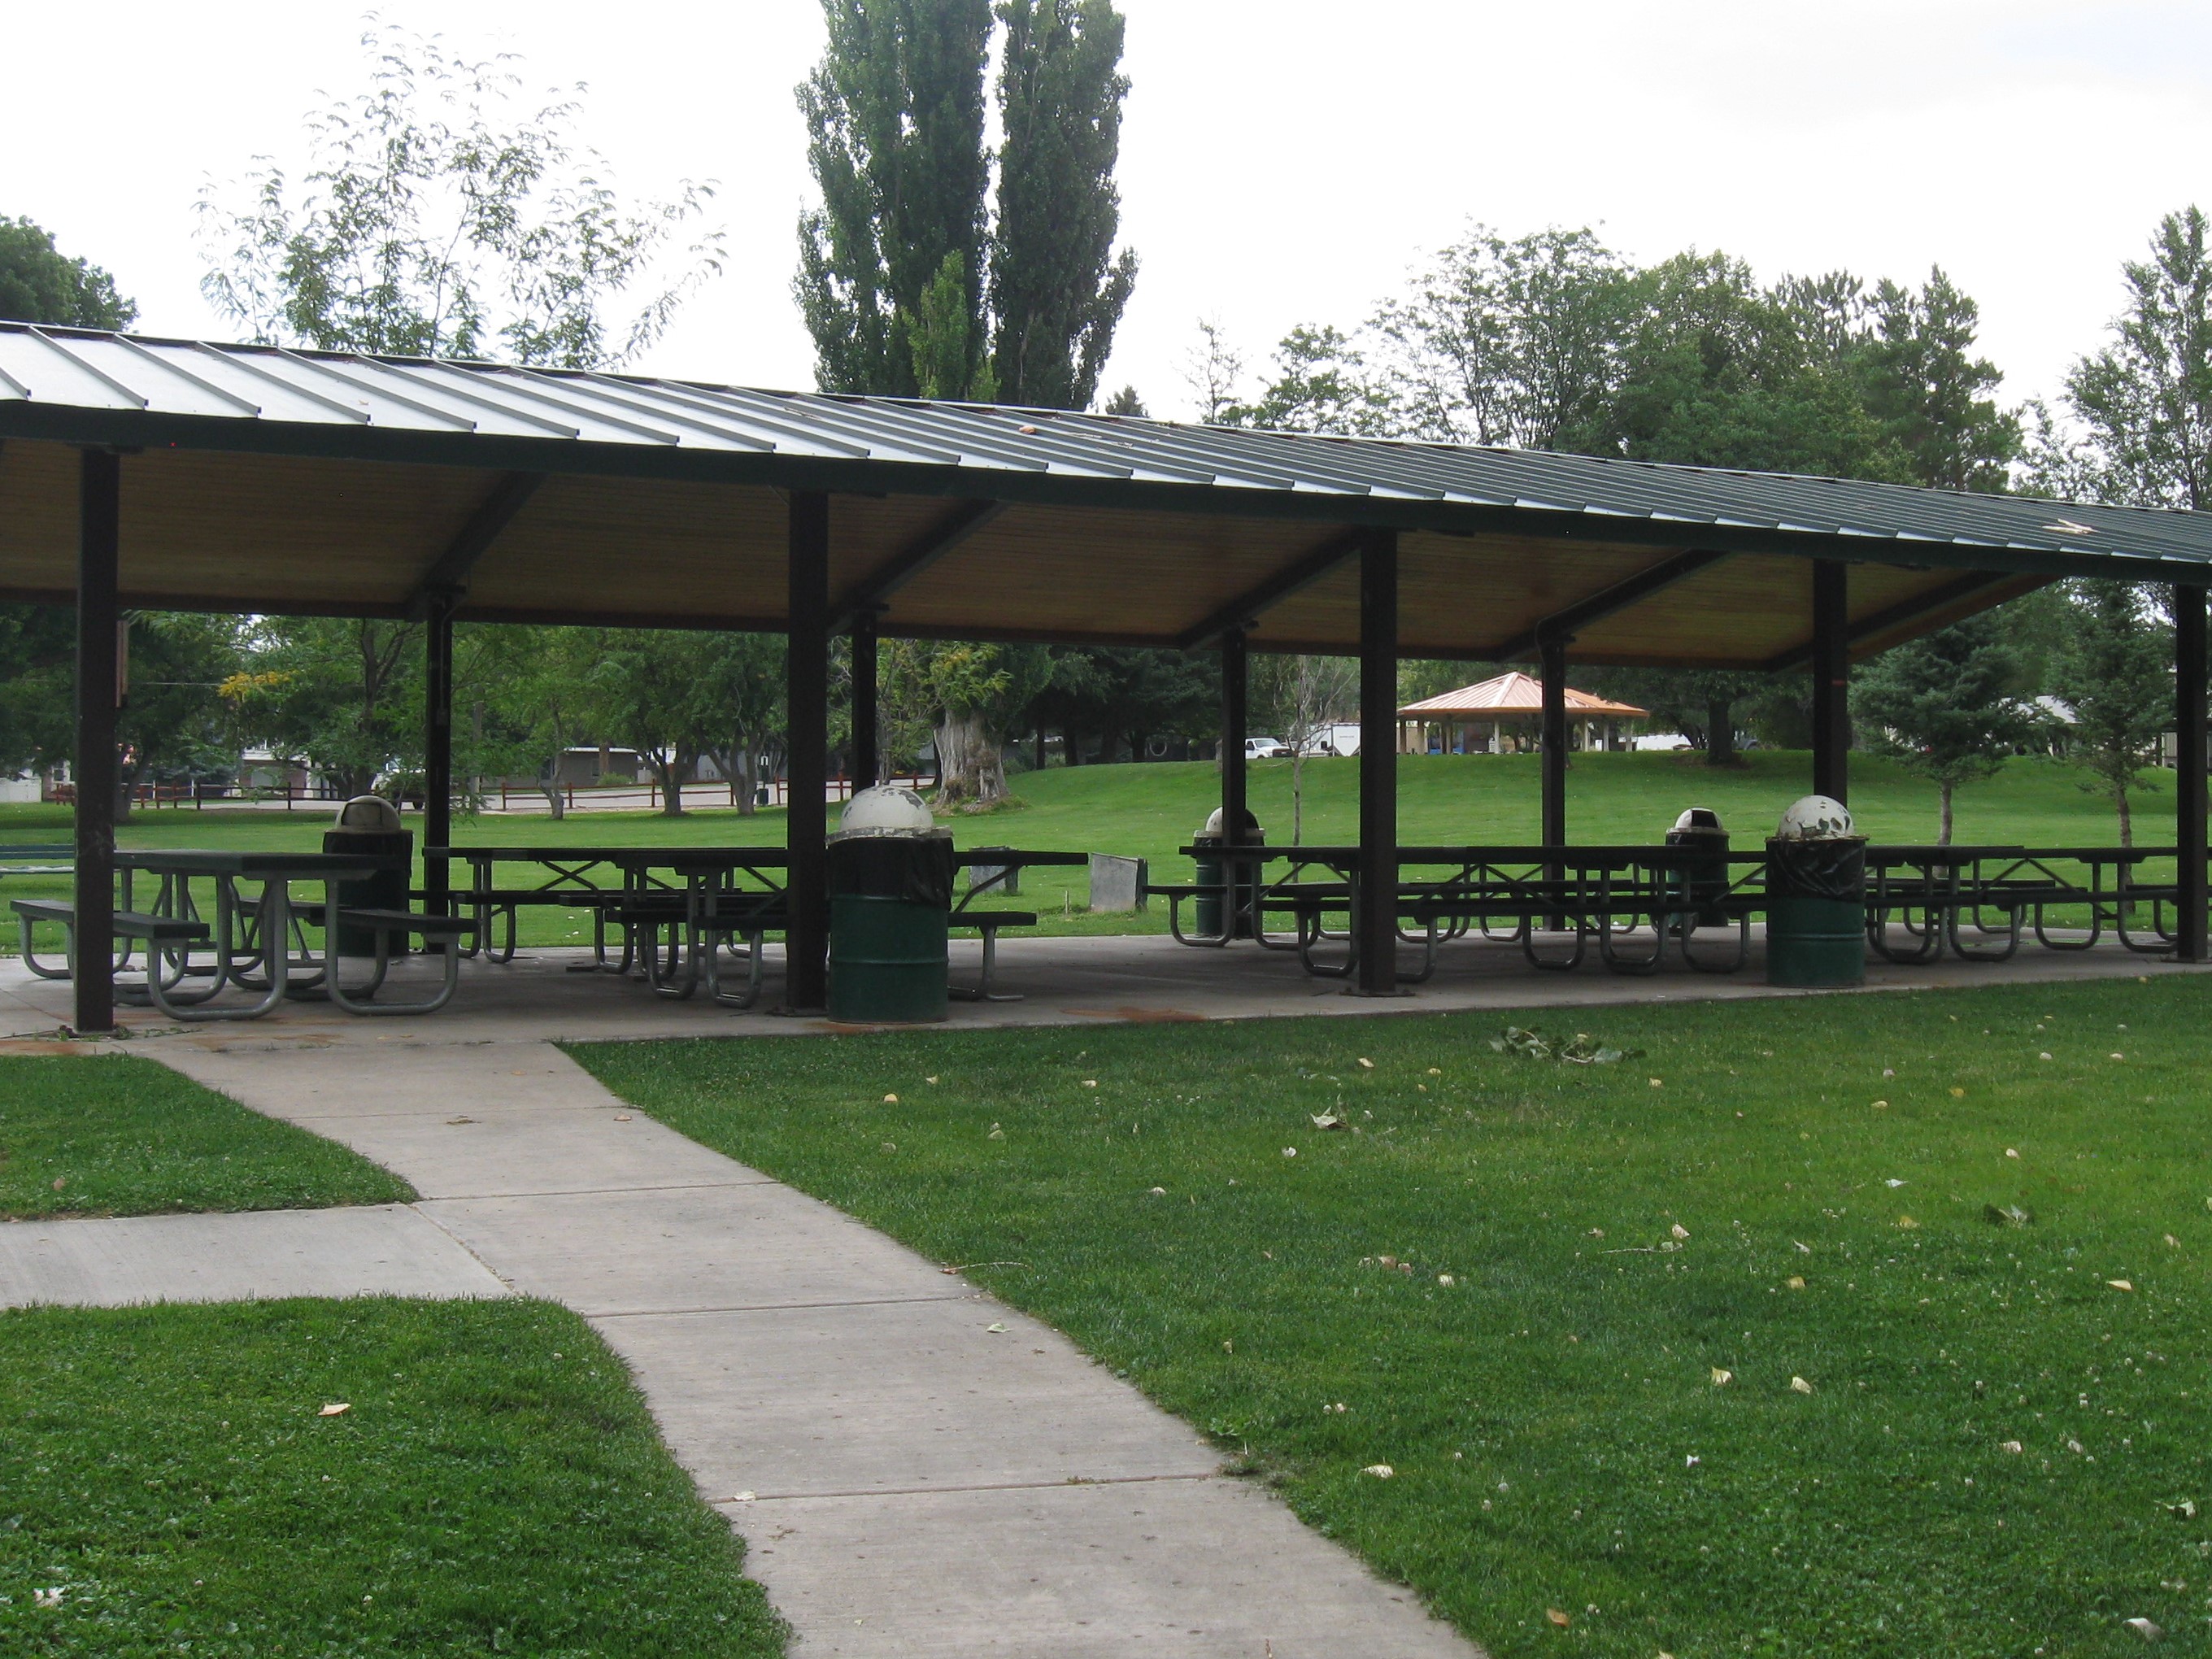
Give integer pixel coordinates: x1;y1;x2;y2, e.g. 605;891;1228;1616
0;1296;784;1656
0;1055;411;1219
0;749;2168;950
574;977;2212;1657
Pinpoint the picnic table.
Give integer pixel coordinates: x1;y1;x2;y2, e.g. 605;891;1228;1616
1165;842;1761;978
10;849;471;1020
951;847;1086;1001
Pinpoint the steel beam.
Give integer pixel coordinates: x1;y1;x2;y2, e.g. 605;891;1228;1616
2178;582;2208;961
827;499;1004;634
1173;528;1366;651
1355;529;1400;995
1810;560;1850;803
1487;548;1729;661
74;448;120;1034
1540;636;1569;848
786;492;831;1011
407;471;543;614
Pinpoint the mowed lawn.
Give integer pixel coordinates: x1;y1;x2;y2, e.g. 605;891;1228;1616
0;1297;785;1657
0;749;2167;948
577;976;2212;1657
0;1054;411;1218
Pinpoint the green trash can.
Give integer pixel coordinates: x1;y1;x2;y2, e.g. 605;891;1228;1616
1765;795;1865;987
1193;808;1264;940
828;787;955;1024
324;795;412;959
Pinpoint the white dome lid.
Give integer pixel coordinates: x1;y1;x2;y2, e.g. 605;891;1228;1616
834;785;938;838
1775;795;1856;841
334;794;403;832
1673;807;1723;832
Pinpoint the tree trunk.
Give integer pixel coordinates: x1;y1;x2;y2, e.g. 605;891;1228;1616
1035;727;1047;772
1291;750;1305;846
934;708;1006;805
1065;729;1082;766
2116;781;2132;849
655;750;686;816
732;734;757;816
1939;779;1954;845
1705;698;1737;766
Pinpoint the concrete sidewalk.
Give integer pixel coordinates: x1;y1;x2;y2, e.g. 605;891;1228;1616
0;1203;506;1308
143;1034;1477;1659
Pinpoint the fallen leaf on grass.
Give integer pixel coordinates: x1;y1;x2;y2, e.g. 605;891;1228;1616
2000;1440;2023;1453
2123;1617;2162;1641
33;1587;61;1609
1884;1178;1907;1188
987;1124;1004;1139
2110;1052;2126;1061
1361;1464;1394;1478
1985;1204;2033;1227
1949;1086;1966;1099
1148;1187;1167;1195
1896;1216;1919;1230
925;1075;938;1084
1356;1057;1374;1069
1790;1376;1814;1395
50;1177;63;1191
1310;1112;1345;1130
318;1403;351;1417
2068;1439;2087;1455
1786;1276;1806;1291
1545;1608;1571;1628
1438;1274;1457;1287
1711;1367;1732;1387
1670;1223;1690;1240
882;1093;899;1104
2005;1147;2019;1158
1282;1147;1297;1158
2108;1279;2135;1291
2166;1234;2182;1248
1082;1079;1098;1088
1872;1099;1888;1109
1426;1067;1441;1076
2166;1499;2198;1519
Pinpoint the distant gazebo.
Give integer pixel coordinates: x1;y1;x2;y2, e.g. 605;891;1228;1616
1397;672;1648;756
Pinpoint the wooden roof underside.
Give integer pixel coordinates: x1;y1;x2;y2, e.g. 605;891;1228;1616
0;441;2045;668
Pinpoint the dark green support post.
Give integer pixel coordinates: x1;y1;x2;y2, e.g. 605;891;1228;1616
851;609;879;790
2178;581;2208;962
1812;560;1849;803
1355;528;1400;995
786;492;831;1011
74;448;120;1035
423;594;455;924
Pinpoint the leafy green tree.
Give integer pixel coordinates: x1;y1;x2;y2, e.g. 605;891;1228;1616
1853;612;2036;843
1229;324;1391;435
0;216;136;328
1101;384;1146;416
2048;582;2172;845
243;618;422;799
2056;207;2212;511
988;0;1138;407
1374;224;1637;449
198;23;721;365
885;638;1049;804
796;0;995;398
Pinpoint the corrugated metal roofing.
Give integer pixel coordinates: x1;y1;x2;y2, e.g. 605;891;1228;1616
1398;672;1649;719
3;323;2209;577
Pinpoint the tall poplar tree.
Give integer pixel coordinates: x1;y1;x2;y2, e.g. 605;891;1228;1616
795;0;994;398
988;0;1139;408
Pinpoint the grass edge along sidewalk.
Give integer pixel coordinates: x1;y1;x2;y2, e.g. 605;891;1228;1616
0;1295;786;1656
0;1053;413;1219
575;978;2212;1658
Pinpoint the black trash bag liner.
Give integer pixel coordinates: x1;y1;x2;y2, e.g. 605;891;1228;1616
1765;836;1866;902
828;835;955;907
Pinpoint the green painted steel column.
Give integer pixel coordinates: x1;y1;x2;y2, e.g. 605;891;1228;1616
74;448;120;1035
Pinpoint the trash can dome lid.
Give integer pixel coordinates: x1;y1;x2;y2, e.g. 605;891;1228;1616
1200;807;1263;837
835;785;938;838
1673;807;1723;832
333;794;403;833
1775;795;1855;841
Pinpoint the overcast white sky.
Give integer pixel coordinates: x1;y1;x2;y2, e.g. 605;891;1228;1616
10;1;2212;419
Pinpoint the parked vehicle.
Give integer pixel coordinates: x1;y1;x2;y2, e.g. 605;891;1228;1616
1244;736;1291;759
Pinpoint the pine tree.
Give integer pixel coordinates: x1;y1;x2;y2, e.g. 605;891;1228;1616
2049;581;2172;846
1853;612;2035;843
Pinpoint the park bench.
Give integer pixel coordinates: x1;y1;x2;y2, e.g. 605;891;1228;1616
11;896;210;983
949;909;1038;1002
0;843;74;884
307;905;478;1015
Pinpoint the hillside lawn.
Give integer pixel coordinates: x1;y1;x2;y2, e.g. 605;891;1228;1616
576;974;2212;1659
0;750;2169;951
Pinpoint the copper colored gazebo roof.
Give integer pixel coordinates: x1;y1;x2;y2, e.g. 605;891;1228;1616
1397;672;1648;721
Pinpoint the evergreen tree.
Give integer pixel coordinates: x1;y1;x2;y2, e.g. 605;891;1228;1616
1859;268;2020;491
0;217;136;328
795;0;995;398
989;0;1138;409
2049;581;2171;846
1852;612;2035;843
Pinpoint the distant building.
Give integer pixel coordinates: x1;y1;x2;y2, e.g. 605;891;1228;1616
1396;672;1648;755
